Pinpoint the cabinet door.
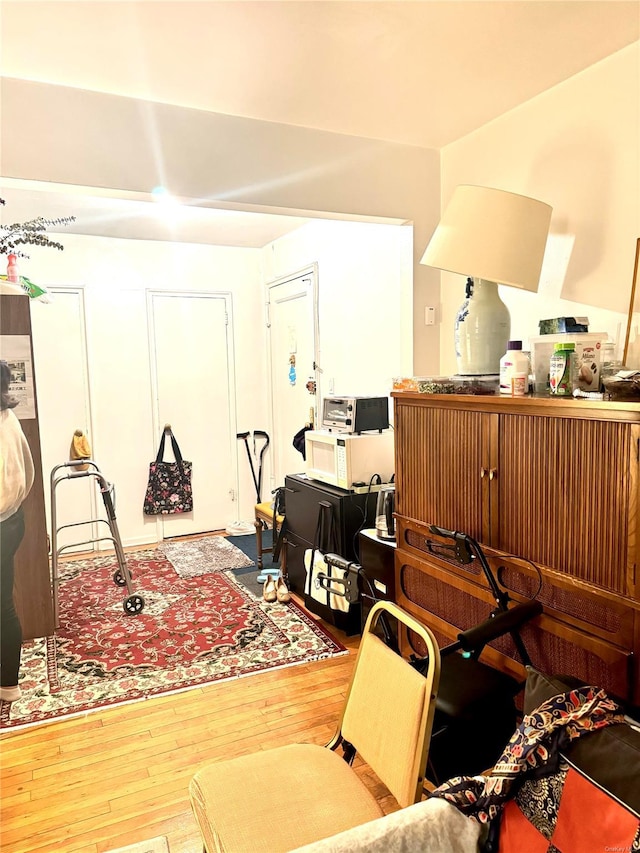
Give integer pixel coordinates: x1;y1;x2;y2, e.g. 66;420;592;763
395;401;491;543
496;413;637;597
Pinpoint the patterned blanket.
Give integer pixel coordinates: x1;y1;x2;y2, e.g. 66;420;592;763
429;685;625;824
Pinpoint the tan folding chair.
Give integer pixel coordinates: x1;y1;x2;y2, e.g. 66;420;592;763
189;601;441;853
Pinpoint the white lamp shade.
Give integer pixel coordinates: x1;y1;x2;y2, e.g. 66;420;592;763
420;185;552;292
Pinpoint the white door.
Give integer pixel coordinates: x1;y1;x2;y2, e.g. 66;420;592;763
267;268;319;488
30;289;96;553
148;291;237;538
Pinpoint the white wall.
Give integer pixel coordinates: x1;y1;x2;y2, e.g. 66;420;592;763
25;233;266;545
1;77;442;375
262;219;414;401
23;218;414;546
438;43;640;373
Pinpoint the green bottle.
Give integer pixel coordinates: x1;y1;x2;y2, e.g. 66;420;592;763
549;343;575;396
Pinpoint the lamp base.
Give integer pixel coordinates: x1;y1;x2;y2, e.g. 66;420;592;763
454;278;510;375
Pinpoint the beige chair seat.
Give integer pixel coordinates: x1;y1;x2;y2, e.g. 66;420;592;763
190;743;384;853
189;601;440;853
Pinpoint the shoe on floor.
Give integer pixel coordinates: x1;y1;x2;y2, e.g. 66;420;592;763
276;577;291;603
0;685;21;703
262;575;277;603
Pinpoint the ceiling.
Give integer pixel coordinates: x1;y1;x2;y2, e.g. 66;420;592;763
0;182;312;249
1;1;638;246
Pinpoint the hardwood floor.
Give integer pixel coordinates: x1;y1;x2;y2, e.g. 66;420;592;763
0;609;400;853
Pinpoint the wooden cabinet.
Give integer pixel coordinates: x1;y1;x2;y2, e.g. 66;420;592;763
393;392;640;704
0;294;54;640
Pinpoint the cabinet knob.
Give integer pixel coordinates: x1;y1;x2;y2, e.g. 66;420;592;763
480;467;487;479
489;468;497;481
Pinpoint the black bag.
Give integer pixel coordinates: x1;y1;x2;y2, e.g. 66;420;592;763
304;502;349;612
292;426;312;459
302;501;362;636
143;428;193;515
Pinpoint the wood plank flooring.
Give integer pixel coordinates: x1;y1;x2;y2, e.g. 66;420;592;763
0;605;400;853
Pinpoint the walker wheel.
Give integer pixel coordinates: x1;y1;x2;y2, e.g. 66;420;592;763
123;594;145;615
113;569;132;587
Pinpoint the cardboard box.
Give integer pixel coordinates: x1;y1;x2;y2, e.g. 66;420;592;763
529;333;606;393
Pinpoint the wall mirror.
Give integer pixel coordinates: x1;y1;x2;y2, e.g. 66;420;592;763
622;238;640;368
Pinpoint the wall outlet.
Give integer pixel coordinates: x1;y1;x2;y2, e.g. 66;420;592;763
425;306;436;326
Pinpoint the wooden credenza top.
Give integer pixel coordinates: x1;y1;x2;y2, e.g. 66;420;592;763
392;391;640;423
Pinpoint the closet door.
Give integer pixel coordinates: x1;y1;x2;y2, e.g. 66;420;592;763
267;269;318;488
148;291;236;538
30;289;95;552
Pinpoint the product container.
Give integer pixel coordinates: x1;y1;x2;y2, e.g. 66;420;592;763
414;375;499;395
499;341;530;395
549;342;575;396
529;332;606;394
602;372;640;401
392;377;419;391
538;317;589;334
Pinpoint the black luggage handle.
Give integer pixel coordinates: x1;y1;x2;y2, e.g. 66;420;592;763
457;600;543;652
319;553;359;603
427;524;542;667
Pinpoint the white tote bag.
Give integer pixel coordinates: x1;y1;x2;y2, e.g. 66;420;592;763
304;548;350;613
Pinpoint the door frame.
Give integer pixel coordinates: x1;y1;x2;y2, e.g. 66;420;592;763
265;263;320;492
145;288;239;539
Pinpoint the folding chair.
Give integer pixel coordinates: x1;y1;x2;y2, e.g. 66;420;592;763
189;600;441;853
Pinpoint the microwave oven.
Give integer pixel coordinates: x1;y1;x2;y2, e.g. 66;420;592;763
322;396;389;434
304;429;394;490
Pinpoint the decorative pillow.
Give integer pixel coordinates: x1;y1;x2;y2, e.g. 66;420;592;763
523;667;587;714
498;758;640;853
523;667;640;815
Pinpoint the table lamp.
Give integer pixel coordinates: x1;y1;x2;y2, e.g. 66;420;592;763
421;185;552;375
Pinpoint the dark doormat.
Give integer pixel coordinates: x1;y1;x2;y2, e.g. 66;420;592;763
231;565;266;598
227;530;283;598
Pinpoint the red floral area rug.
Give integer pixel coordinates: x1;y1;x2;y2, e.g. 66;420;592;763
0;549;346;731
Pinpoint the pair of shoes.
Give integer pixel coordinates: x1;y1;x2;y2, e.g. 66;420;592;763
276;576;291;603
263;576;277;603
0;685;21;703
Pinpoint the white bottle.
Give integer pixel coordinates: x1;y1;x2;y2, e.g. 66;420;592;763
499;341;530;396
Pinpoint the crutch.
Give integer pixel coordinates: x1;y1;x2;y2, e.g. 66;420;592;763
236;430;270;503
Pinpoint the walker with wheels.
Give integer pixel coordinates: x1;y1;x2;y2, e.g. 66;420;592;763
50;460;145;627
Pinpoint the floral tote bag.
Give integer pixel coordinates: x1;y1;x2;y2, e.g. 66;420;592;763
143;428;193;515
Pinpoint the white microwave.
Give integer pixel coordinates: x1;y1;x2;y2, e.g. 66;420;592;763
304;430;394;490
